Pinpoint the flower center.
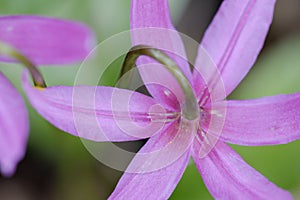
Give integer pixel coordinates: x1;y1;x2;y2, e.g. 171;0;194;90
119;45;200;121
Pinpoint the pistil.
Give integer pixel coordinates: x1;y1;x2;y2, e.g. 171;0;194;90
0;41;46;88
120;45;199;121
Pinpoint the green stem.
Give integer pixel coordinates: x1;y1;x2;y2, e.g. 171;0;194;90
0;41;46;88
119;45;199;120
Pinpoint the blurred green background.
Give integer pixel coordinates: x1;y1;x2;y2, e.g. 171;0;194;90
0;0;300;199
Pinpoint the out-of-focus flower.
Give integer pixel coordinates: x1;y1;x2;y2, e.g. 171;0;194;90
0;15;95;176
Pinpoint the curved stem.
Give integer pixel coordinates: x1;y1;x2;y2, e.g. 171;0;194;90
119;45;199;120
0;41;46;88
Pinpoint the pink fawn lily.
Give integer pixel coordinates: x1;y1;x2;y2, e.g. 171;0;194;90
22;0;299;199
0;15;94;176
110;0;298;199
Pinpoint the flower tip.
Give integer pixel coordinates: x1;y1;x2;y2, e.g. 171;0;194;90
0;160;17;178
84;31;97;53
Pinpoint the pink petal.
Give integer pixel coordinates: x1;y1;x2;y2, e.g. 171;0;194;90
195;0;276;98
130;0;192;110
193;47;227;104
0;15;95;64
211;93;300;146
22;73;173;142
192;141;292;200
108;123;192;199
0;72;28;176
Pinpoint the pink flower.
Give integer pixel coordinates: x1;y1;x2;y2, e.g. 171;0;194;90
0;15;94;176
109;0;297;199
23;0;299;199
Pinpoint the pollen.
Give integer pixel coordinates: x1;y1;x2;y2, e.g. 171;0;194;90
34;86;45;91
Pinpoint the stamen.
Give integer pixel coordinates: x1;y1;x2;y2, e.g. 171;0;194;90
119;45;199;121
194;127;210;145
0;41;46;88
200;129;210;145
194;129;203;144
163;89;171;97
210;110;223;117
198;94;209;107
